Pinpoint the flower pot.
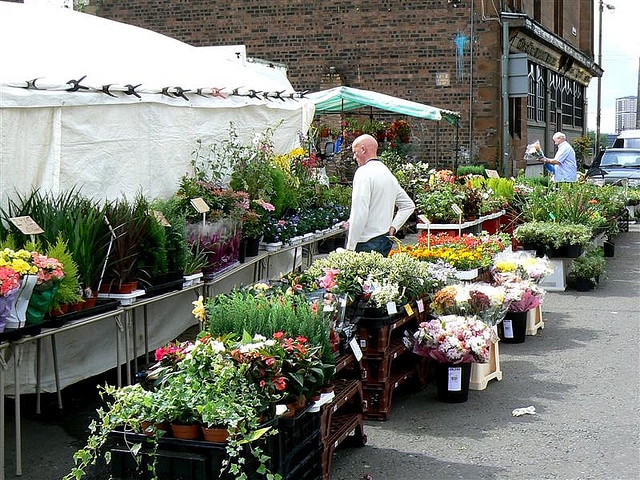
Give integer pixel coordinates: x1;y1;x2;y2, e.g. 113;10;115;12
170;423;201;440
82;296;98;309
244;236;261;257
5;274;38;331
26;282;60;326
434;362;472;403
574;278;594;292
115;281;138;294
497;311;528;344
603;241;615;257
0;289;19;333
201;426;229;443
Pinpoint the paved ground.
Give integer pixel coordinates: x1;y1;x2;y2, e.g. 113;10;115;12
3;226;639;480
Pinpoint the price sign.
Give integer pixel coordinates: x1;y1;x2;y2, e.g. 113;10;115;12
9;216;44;235
451;204;463;216
485;169;500;178
417;214;430;224
404;304;414;316
190;197;210;213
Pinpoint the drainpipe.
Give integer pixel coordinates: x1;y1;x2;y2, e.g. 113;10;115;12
501;20;511;177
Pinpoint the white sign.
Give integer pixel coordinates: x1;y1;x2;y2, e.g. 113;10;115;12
448;366;462;391
503;319;514;339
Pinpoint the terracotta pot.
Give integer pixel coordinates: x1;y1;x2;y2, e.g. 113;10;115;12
170;423;201;440
201;426;229;443
82;296;98;309
116;281;138;294
68;301;84;312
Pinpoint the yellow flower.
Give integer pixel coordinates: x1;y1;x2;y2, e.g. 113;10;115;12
494;260;516;272
191;295;206;322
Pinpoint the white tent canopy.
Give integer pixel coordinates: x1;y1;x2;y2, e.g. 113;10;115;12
0;1;314;206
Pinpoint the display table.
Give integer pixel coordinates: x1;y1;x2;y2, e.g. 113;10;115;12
0;227;347;479
416;211;505;238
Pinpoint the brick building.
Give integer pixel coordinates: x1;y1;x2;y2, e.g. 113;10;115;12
76;1;599;175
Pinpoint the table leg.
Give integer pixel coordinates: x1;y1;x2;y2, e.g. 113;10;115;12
143;305;149;365
51;336;62;410
35;339;41;415
1;348;7;480
13;346;22;476
115;314;123;388
131;309;138;375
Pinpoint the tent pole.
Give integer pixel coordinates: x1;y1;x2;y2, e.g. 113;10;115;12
435;121;440;168
454;122;460;172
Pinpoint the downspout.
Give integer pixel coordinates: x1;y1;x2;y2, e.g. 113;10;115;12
501;19;511;177
468;0;474;165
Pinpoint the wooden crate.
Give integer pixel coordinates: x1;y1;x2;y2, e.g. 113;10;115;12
362;368;416;421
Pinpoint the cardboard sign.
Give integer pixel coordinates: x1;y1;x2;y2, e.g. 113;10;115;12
486;169;500;178
417;214;430;224
190;197;210;213
451;203;463;216
9;216;44;235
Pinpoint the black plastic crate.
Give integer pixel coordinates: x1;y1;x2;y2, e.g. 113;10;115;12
109;431;261;480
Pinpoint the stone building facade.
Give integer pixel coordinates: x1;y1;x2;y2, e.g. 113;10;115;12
79;0;598;174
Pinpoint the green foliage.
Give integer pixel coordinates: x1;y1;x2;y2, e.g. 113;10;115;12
457;165;486;177
151;198;189;274
514;221;592;249
568;248;606;285
46;235;83;308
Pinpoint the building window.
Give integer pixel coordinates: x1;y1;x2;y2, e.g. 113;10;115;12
527;62;545;123
533;0;541;22
536;67;545;122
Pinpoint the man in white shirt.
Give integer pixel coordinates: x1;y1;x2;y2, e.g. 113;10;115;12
345;134;415;256
542;132;577;182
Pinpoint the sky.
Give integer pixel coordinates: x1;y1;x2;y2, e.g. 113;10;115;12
586;0;640;134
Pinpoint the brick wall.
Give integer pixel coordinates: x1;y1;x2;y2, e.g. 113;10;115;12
95;0;503;168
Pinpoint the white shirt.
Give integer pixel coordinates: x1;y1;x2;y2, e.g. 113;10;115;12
346;159;415;250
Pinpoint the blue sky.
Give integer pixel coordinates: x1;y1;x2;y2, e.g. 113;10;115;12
586;0;640;134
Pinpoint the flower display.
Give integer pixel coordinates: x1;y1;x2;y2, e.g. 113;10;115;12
430;283;509;326
501;280;545;313
0;248;38;275
391;233;508;271
0;265;21;296
491;250;553;284
30;252;64;286
412;315;494;364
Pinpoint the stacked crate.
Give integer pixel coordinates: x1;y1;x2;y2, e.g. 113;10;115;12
357;304;421;421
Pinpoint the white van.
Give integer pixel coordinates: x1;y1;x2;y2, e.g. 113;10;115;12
612;129;640;148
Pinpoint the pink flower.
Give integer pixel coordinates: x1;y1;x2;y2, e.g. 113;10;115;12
319;268;340;290
257;199;275;212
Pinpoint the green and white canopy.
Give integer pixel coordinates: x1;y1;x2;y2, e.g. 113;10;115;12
308;86;460;126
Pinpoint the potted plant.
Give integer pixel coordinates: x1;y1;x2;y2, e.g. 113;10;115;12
514;221;592;257
567;250;606;291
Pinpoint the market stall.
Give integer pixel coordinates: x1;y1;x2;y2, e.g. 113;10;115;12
0;1;314;207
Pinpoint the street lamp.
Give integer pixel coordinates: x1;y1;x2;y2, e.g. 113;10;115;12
595;0;615;156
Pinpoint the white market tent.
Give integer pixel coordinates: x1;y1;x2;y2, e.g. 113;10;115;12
0;1;315;207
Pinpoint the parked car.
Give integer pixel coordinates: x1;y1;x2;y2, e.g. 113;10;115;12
585;148;640;187
612;130;640;149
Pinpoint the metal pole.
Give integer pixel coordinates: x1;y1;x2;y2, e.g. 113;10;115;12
595;0;603;155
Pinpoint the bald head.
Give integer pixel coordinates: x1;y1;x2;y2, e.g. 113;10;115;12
352;134;379;166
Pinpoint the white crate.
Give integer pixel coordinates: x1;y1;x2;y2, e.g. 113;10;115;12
470;339;503;391
526;304;544;335
539;258;571;292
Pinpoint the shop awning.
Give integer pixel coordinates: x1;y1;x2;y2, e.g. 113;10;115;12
308;86;460;126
